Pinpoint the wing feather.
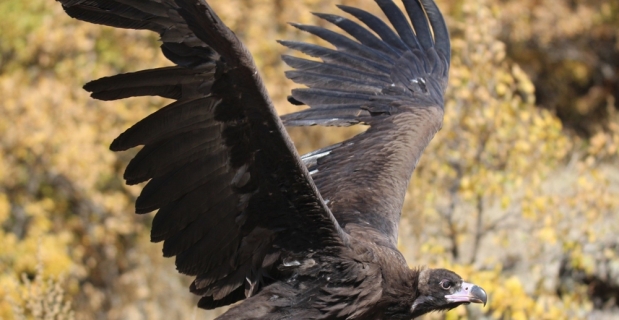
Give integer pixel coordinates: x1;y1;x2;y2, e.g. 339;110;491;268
281;107;372;126
336;5;409;53
63;4;165;30
281;55;392;84
312;12;401;58
403;0;433;50
419;0;451;60
150;175;231;241
290;88;377;106
110;97;216;151
84;66;214;100
163;193;238;259
375;0;422;50
279;40;390;74
286;70;383;93
124;131;221;185
290;23;396;65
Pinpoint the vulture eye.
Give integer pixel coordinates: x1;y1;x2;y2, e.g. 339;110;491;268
440;280;453;290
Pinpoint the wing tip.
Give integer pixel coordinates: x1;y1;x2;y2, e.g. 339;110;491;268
288;95;305;106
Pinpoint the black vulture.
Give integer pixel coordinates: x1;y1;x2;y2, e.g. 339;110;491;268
57;0;487;318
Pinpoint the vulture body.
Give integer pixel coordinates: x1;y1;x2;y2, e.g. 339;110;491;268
57;0;487;318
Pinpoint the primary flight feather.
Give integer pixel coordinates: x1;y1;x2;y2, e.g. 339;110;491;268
57;0;487;318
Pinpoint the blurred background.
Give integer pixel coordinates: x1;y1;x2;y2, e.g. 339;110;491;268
1;0;618;319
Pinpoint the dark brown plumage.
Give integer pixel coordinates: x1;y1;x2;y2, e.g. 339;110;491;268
57;0;487;318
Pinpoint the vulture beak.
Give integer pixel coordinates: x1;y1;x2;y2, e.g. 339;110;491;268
445;282;487;306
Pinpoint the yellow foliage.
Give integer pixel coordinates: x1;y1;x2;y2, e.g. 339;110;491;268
5;251;74;320
499;0;619;140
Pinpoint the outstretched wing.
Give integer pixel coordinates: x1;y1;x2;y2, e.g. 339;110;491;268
58;0;347;309
282;0;450;246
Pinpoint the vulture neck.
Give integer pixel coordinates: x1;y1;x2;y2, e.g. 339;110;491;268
379;266;423;319
359;237;423;317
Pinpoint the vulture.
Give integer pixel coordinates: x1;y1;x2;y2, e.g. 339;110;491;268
57;0;487;318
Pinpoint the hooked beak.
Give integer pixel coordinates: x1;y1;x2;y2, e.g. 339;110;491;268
445;282;487;306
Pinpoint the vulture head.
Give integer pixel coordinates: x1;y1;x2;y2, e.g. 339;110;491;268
411;269;487;317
